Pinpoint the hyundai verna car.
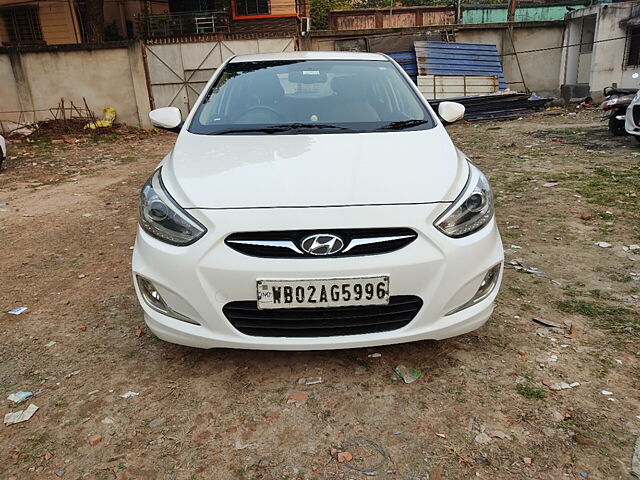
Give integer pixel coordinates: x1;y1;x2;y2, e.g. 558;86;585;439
0;134;6;171
132;51;503;350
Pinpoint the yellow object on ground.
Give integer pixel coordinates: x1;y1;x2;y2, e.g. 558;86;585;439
84;107;116;129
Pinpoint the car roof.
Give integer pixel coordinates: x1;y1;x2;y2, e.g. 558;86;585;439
228;51;389;63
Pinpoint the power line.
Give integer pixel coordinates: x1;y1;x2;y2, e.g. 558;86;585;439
499;34;627;57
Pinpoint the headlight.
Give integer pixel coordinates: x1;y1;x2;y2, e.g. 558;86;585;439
434;163;494;238
139;168;206;245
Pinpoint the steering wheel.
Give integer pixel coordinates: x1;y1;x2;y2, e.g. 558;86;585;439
235;105;285;123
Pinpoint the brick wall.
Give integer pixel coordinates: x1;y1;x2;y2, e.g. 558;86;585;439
230;16;298;35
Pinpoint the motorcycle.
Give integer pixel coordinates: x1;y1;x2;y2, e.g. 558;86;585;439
601;86;637;136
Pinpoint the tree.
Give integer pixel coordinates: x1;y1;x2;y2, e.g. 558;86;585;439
310;0;352;30
84;0;105;43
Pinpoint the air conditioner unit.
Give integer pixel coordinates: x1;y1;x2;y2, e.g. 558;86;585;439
300;17;310;36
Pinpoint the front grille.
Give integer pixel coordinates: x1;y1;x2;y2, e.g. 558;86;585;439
634;105;640;126
225;228;417;258
223;295;423;337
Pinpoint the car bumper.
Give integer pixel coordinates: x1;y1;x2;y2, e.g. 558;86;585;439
132;204;504;350
625;102;640;135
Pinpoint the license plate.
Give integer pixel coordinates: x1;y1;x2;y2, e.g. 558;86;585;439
257;276;390;310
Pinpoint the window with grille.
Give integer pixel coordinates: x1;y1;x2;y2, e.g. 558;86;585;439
625;27;640;67
1;6;43;45
235;0;270;16
75;1;89;42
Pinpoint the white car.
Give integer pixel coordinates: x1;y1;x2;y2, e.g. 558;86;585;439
133;51;503;350
0;135;5;171
625;89;640;142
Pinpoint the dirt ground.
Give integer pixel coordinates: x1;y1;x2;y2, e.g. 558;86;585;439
0;110;639;480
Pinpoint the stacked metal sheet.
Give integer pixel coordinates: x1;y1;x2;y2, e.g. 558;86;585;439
413;41;507;90
387;41;552;119
386;51;418;84
429;93;552;121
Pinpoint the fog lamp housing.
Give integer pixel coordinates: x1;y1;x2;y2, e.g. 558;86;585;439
136;276;199;325
446;263;502;316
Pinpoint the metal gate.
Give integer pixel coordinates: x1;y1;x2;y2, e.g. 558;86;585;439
143;38;296;117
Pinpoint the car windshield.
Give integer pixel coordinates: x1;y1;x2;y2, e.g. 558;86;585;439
188;59;435;135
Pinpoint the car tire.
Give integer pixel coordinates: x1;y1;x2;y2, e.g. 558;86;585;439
608;116;627;136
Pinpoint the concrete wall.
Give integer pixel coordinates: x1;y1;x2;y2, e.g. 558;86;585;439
456;25;565;96
308;22;565;97
0;42;151;131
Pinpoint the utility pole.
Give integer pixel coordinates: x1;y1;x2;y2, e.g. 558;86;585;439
508;0;517;24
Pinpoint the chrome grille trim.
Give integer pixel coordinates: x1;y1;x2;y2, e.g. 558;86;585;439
225;228;418;258
341;234;416;253
225;239;303;255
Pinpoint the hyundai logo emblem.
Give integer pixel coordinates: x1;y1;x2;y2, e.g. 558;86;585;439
300;234;344;256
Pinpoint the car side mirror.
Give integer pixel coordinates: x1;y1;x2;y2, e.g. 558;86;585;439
438;102;465;124
149;107;183;132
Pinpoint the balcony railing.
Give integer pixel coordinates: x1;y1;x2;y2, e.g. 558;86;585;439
143;10;230;38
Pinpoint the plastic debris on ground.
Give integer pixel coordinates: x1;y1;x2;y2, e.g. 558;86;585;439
532;318;563;328
548;381;580;391
119;391;139;398
7;307;28;315
84;107;117;130
506;260;547;277
45;341;56;347
595;241;612;248
393;365;423;384
235;440;258;450
4;403;38;425
7;391;32;404
297;377;324;386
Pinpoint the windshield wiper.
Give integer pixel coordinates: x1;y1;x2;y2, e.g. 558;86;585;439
270;123;354;132
375;119;430;131
214;123;353;135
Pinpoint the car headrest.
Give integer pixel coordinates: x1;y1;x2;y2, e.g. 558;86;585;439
256;74;284;100
331;76;366;100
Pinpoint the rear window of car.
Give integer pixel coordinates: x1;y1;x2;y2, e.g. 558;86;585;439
188;59;435;135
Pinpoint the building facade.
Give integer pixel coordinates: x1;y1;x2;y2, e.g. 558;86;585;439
0;0;308;45
560;1;640;100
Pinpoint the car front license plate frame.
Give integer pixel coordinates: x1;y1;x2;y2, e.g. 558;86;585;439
256;276;390;310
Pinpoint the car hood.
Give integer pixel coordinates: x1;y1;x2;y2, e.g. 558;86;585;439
162;128;468;209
